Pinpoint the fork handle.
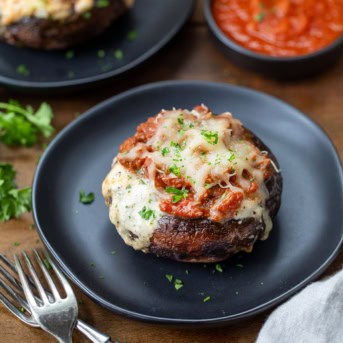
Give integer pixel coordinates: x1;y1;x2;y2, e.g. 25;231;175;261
76;319;115;343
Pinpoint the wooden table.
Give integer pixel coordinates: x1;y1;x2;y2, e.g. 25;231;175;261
1;1;342;342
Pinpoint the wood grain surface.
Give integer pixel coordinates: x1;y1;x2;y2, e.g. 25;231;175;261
0;1;342;342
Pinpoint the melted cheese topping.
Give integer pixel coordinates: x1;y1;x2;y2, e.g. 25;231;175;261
103;106;277;250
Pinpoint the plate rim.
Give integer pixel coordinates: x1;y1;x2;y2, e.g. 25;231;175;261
33;80;343;325
0;0;194;91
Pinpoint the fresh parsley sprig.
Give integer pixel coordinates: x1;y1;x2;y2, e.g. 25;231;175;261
0;100;54;147
0;163;32;222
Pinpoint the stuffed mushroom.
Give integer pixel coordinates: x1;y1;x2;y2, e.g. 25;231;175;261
102;105;282;263
0;0;134;49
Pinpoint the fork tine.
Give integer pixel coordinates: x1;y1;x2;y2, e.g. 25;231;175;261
33;250;60;300
21;252;50;305
0;263;22;292
0;254;17;273
14;254;40;308
1;253;56;303
0;276;30;312
0;293;38;327
42;251;75;298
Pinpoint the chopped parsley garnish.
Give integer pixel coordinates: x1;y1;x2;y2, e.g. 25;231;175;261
139;206;155;220
97;50;106;58
254;12;266;22
65;50;75;59
165;187;188;203
0;163;32;222
174;278;183;290
79;190;95;204
127;30;137;41
16;64;30;76
13;242;20;247
189;123;194;128
114;49;124;60
170;141;181;150
165;274;173;282
177;117;184;125
81;11;92;19
169;164;181;177
96;0;110;7
215;264;223;273
203;296;211;302
0;100;54;147
44;258;52;270
161;147;170;156
201;130;218;145
228;153;236;162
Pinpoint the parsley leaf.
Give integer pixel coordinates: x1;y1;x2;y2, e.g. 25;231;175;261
169;164;181;177
139;206;155;220
165;187;188;203
165;274;173;282
228;152;236;162
0;163;32;222
79;190;95;204
215;264;223;272
127;30;137;41
44;258;52;270
114;49;124;60
203;296;211;302
201;130;219;145
96;0;110;7
174;278;183;290
161;147;170;156
254;12;266;22
0;100;54;147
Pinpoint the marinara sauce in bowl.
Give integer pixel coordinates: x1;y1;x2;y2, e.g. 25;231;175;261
204;0;343;78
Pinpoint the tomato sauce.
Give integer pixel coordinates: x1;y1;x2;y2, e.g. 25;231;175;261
212;0;343;57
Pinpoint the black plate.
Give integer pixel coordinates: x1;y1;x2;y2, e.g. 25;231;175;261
33;81;343;325
0;0;193;93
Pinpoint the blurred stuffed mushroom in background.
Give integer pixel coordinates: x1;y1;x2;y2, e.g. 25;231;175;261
0;0;135;49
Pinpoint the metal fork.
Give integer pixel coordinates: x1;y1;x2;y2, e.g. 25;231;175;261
14;250;77;342
0;251;114;342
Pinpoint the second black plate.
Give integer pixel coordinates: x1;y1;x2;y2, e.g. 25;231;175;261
33;81;343;325
0;0;193;92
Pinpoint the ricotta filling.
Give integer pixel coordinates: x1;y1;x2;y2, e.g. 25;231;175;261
102;162;161;251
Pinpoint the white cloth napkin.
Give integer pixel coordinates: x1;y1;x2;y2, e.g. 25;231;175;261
256;268;343;343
